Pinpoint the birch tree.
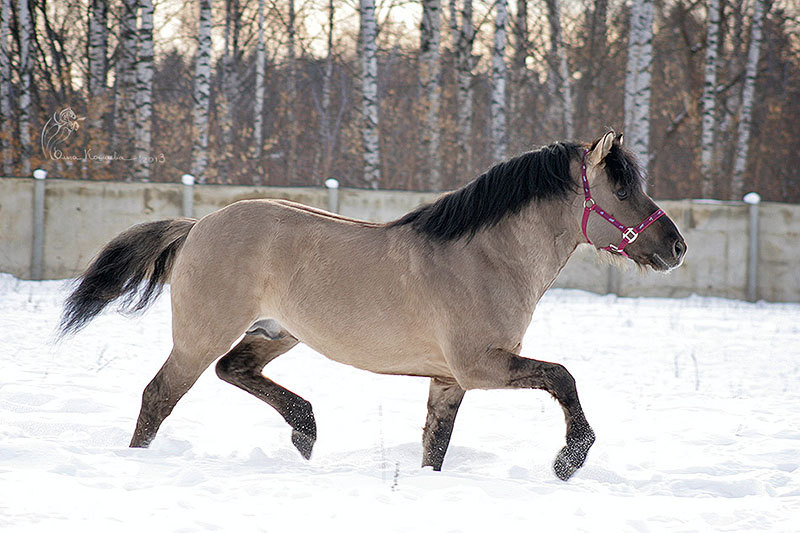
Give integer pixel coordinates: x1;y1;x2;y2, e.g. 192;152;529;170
730;0;768;200
419;0;442;189
624;0;655;179
88;0;107;97
360;0;380;188
17;0;32;175
545;0;573;139
253;0;266;168
449;0;473;172
0;0;12;174
134;0;154;181
490;0;507;162
700;0;720;198
191;0;212;183
114;0;137;151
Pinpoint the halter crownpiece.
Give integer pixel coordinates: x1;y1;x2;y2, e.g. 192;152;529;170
580;149;664;258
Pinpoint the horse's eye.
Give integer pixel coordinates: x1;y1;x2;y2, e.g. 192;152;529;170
615;189;629;200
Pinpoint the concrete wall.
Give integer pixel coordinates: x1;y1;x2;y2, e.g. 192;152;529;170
1;177;798;302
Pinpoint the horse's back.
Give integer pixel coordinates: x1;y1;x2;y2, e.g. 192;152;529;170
168;199;451;377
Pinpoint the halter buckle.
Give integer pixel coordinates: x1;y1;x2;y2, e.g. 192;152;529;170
583;198;595;209
623;227;638;243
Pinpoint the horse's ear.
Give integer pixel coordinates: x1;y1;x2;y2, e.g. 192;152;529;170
616;132;624;145
589;131;615;166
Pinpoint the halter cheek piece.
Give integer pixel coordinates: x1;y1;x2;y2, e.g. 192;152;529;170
581;149;664;258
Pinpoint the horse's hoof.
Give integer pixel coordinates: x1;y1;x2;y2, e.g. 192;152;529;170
291;430;315;460
553;447;579;480
552;429;595;481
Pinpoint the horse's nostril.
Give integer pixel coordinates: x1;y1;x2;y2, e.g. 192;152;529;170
674;239;687;259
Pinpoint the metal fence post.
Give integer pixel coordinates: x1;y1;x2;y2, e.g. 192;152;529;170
325;178;339;214
181;174;195;218
31;169;47;280
743;192;760;302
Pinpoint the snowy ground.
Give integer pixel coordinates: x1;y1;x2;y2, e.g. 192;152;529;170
1;273;798;532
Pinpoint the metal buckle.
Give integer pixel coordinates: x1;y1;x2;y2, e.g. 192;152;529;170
584;198;595;209
623;227;638;243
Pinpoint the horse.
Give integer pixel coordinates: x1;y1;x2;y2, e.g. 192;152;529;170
59;131;686;481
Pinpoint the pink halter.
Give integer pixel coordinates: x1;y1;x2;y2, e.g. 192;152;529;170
581;149;664;258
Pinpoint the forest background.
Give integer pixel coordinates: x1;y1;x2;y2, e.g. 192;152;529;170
0;0;797;202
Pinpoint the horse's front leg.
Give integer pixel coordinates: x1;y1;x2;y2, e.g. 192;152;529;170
421;378;465;471
450;348;595;481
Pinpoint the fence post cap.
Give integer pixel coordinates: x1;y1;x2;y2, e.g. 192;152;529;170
743;192;761;205
32;169;47;180
181;174;195;186
324;178;339;189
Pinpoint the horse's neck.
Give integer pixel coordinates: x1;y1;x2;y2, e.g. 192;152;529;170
479;196;582;304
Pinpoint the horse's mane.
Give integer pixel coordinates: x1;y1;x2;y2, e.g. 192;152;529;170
389;137;644;243
389;141;579;242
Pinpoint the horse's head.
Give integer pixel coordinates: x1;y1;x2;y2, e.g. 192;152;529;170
579;131;686;271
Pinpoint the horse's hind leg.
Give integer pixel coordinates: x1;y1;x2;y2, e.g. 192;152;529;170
215;334;317;459
130;345;215;448
421;378;465;471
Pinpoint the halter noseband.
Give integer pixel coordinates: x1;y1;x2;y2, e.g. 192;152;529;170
581;149;664;258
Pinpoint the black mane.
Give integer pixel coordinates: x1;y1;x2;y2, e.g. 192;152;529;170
389;141;583;242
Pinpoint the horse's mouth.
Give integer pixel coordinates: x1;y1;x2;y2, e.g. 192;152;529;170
646;252;681;272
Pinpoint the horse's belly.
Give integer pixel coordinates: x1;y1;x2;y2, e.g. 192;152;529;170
280;319;453;379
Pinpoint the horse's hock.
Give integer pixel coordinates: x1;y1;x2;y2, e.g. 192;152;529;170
1;176;798;302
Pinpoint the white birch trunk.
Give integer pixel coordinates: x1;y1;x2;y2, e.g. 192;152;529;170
451;0;473;172
191;0;212;183
730;0;767;200
88;0;108;97
624;0;655;179
546;0;573;139
420;0;441;189
134;0;154;181
17;0;31;175
253;0;265;166
360;0;380;188
700;0;720;198
0;0;12;174
114;0;138;151
490;0;507;162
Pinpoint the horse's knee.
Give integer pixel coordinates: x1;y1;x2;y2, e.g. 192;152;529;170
547;363;576;391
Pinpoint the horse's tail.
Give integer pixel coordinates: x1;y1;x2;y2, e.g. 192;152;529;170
59;218;196;337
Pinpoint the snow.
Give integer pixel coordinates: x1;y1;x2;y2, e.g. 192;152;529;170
1;272;798;531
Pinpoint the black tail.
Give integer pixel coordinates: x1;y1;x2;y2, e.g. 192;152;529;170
59;218;196;336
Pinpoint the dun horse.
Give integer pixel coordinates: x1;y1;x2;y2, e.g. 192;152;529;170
60;131;686;480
